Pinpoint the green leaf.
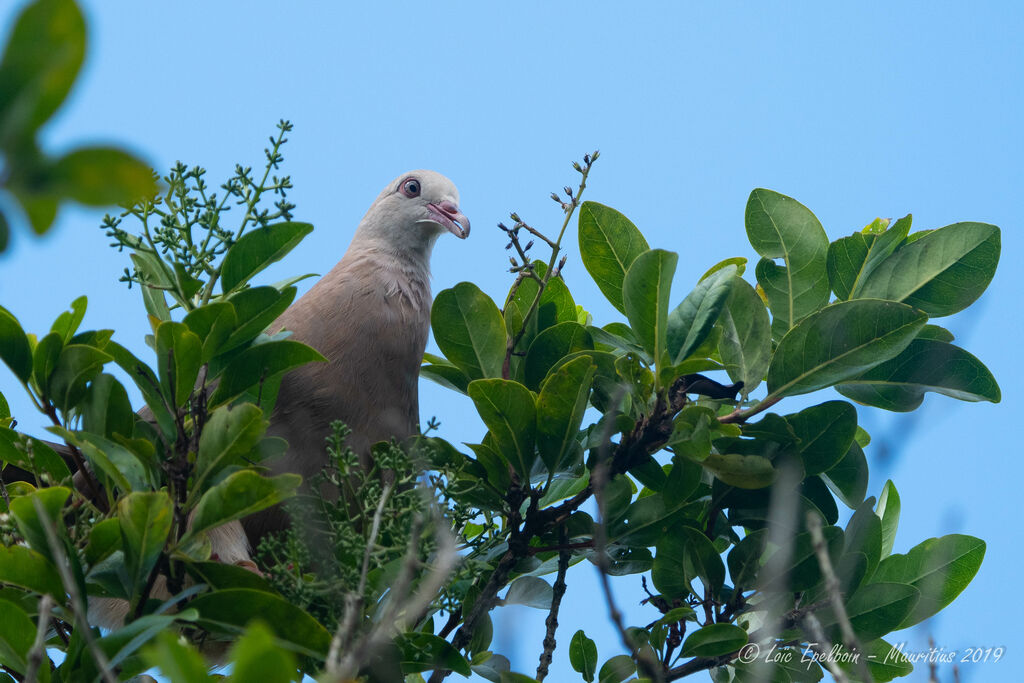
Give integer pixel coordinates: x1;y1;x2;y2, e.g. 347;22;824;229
85;517;122;564
875;480;901;558
844;499;883;580
47;343;112;413
505;576;553;609
220;222;314;294
700;256;747;281
222;286;297;354
467;379;536;478
746;189;830;337
74;431;154;491
420;361;471;394
836;338;1000;411
523;321;593;391
653;527;724;598
824;582;919;642
0;0;85;138
821;441;868;509
9;487;69;561
194;403;268;493
536;356;594;474
118;492;173;603
49;147;156;206
432;282;506;380
666;265;735;364
680;623;747;657
623;248;678;369
155;321;202;408
98;611;197;678
50;295;87;343
142;631;211;683
185;471;301;544
187;588;330;657
0;545;64;598
183;302;237;363
701;452;776;489
228;621;297;683
208;340;325;407
828;215;912;300
852;639;914;682
9;187;58;236
80;373;133;439
785;400;857;475
766;299;927;398
569;630;598;682
578;201;650;314
0;599;34;673
0;306;32;382
872;534;985;629
398;632;473;676
597;654;635;683
0;430;71;484
717;276;771;395
103;340;174;438
856;222;1000;317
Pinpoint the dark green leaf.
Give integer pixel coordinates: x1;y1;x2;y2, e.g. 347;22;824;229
851;639;914;682
766;300;927;398
821;442;868;509
0;545;64;598
505;576;553;609
824;582;919;642
569;630;598;682
467;379;536;478
222;286;297;354
50;147;156;206
0;306;32;383
701;452;776;489
680;623;747;657
142;631;211;683
0;0;85;138
536;356;594;474
9;487;69;561
623;248;678;368
653;526;725;598
154;321;202;408
208;340;325;407
857;222;1000;317
47;343;112;413
220;222;314;294
828;215;912;300
188;588;330;657
597;654;635;683
578;201;650;314
746;189;830;337
50;295;87;343
872;534;985;629
432;282;506;380
397;632;472;676
836;338;1000;411
844;499;883;580
118;492;173;602
523;322;593;391
0;599;34;672
0;430;71;483
666;266;734;364
183;302;237;363
85;517;122;565
786;400;857;475
717;276;771;395
80;373;133;439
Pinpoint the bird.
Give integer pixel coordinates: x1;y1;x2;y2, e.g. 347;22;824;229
88;169;469;628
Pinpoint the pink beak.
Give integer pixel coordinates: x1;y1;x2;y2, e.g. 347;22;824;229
428;201;470;239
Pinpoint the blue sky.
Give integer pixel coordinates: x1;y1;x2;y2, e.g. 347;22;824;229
1;2;1021;680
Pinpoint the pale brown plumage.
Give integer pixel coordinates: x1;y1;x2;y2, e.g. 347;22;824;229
90;170;468;629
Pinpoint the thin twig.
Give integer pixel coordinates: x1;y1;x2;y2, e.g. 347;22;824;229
25;594;54;682
800;613;851;683
536;527;570;681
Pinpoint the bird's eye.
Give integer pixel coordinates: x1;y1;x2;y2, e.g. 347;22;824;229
401;178;421;197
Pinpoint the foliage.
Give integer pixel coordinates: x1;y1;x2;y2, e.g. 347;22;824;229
0;0;156;251
0;1;1003;682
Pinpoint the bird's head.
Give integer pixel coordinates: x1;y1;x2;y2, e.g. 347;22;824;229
356;170;470;256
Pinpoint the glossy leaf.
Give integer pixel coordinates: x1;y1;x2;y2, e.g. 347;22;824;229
523;321;593;391
432;282;506;380
222;286;297;353
194;403;268;492
623;248;678;368
766;299;927;398
155;321;202;408
680;623;747;657
208;340;325;407
467;379;536;478
785;400;857;475
872;534;985;629
9;487;69;561
50;295;87;343
47;343;112;413
186;471;300;544
80;373;133;439
746;189;830;336
597;654;635;683
183;302;237;363
0;545;64;598
142;631;211;683
398;632;473;676
844;499;883;580
824;582;919;642
0;306;32;382
578;201;650;314
228;621;297;683
828;215;912;300
505;576;553;609
188;588;330;657
653;526;724;598
666;265;734;364
119;492;173;602
875;480;901;558
220;221;314;294
701;452;776;489
836;338;1000;411
857;222;1000;317
536;356;594;473
821;442;869;509
717;276;771;395
569;630;598;682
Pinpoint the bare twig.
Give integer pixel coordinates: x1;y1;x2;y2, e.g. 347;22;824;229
536;527;570;681
800;613;851;683
25;594;55;682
